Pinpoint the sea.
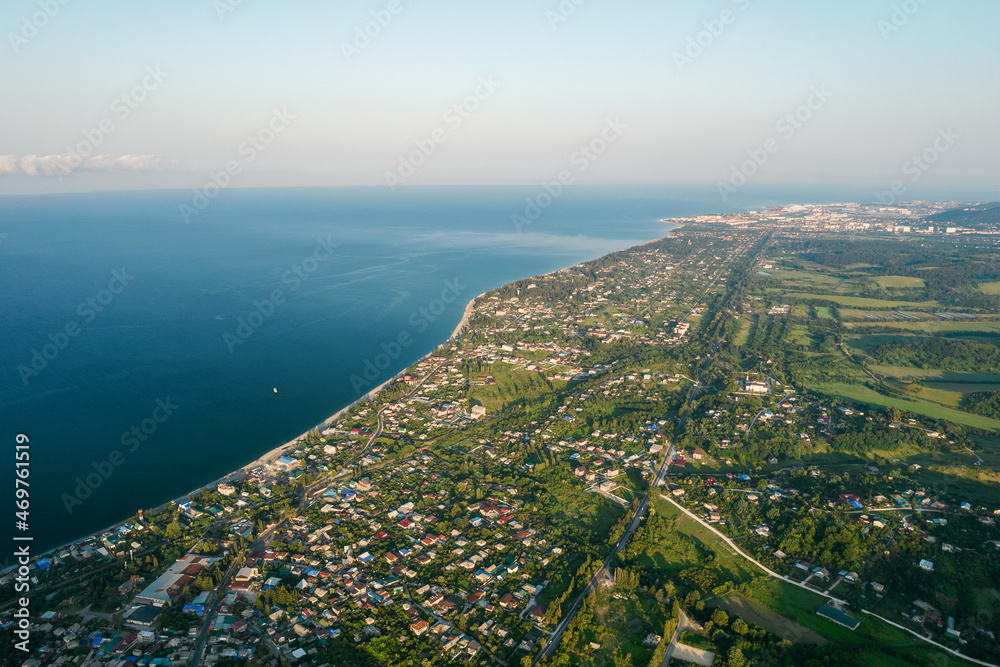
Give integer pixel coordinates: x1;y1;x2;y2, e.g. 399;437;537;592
0;183;981;554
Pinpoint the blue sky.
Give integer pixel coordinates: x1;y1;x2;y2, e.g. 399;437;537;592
1;0;998;196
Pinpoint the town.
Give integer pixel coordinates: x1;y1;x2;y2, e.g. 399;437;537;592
4;204;1000;667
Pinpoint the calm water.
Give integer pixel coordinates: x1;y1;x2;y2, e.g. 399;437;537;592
0;183;950;553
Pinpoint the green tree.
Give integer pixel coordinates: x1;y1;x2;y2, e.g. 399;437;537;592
165;521;182;539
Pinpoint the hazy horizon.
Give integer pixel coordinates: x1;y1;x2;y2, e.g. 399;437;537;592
2;0;998;197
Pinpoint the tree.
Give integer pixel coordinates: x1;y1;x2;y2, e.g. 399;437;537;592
165;521;182;539
726;647;748;667
711;609;729;627
732;618;749;635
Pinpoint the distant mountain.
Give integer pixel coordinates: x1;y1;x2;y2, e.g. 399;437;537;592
925;202;1000;227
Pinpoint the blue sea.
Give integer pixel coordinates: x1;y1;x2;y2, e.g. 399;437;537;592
0;182;961;553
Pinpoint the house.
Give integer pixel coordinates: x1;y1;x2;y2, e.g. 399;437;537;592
692;450;703;460
410;620;430;636
918;559;934;572
767;455;778;465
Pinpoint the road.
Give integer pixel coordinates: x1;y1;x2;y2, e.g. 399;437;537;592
189;522;284;666
305;360;446;503
532;235;765;665
533;483;655;665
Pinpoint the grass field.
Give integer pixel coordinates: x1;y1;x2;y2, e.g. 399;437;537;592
766;270;842;284
918;467;1000;507
845;334;935;351
848;321;1000;334
717;592;828;645
815;306;837;319
784;293;937;309
808;382;1000;431
870;366;1000;386
468;362;552;412
875;276;926;288
980;281;1000;295
743;579;975;667
653;496;757;583
734;316;753;346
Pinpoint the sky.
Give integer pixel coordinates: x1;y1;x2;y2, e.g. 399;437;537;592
1;0;998;197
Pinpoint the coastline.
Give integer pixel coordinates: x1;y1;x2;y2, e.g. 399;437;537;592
24;231;671;564
23;292;489;565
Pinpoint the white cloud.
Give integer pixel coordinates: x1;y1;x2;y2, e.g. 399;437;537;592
0;154;173;177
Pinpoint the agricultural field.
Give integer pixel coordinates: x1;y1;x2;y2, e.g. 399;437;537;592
716;592;828;645
847;320;1000;334
784;293;938;309
875;276;926;288
467;361;552;412
808;382;1000;432
765;269;843;285
869;366;1000;387
741;579;976;667
814;306;837;319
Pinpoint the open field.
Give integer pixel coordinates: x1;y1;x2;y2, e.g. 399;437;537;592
845;334;935;351
744;579;976;667
847;320;1000;335
980;281;1000;295
815;306;837;319
918;467;1000;506
875;276;926;288
784;293;938;309
653;496;756;583
766;269;842;284
870;366;1000;386
733;316;753;345
808;382;1000;432
468;362;552;412
717;592;828;645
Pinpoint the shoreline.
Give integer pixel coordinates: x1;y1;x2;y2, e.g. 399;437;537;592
21;229;674;565
21;292;489;566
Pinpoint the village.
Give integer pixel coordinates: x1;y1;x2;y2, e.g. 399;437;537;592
5;223;1000;667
